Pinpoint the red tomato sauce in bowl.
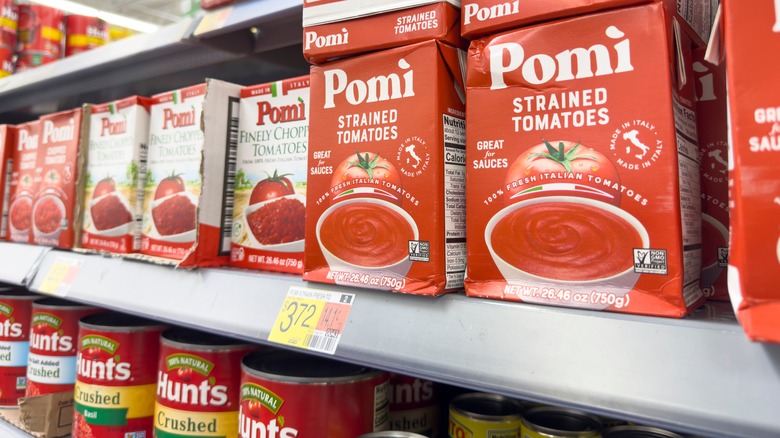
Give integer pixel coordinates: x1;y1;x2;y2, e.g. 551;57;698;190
10;199;32;231
247;197;305;245
34;197;63;234
91;195;132;231
320;202;414;267
491;202;642;281
152;195;196;236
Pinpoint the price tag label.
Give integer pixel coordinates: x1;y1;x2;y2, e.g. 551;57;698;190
37;257;83;297
268;287;355;355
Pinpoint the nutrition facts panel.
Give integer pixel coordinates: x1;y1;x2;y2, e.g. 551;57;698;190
443;114;466;290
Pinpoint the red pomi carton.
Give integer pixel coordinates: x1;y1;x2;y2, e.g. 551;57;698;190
460;0;715;47
304;2;464;64
692;48;728;301
305;40;466;295
139;79;241;267
465;3;704;316
0;126;14;240
81;96;152;254
32;107;90;249
303;0;460;27
7;122;38;243
723;0;780;342
231;76;309;274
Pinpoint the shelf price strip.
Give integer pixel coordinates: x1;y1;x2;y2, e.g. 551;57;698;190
37;256;83;297
268;287;355;355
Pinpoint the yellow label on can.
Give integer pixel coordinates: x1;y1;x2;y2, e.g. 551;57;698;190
449;410;521;438
154;404;239;437
74;381;157;419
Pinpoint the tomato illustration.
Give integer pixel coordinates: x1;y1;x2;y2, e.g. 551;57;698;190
245;399;263;419
92;177;116;198
249;169;295;204
331;151;401;188
176;366;193;383
155;173;186;200
504;140;621;205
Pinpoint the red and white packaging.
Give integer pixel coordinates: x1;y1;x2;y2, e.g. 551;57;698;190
32;106;90;249
460;0;715;46
16;4;64;71
0;0;18;78
7;121;38;243
0;287;37;406
389;374;440;436
723;0;780;342
139;79;241;268
303;2;464;64
0;125;14;240
65;14;108;57
305;40;466;295
303;0;459;27
465;3;704;317
692;48;728;301
81;96;152;254
230;76;309;274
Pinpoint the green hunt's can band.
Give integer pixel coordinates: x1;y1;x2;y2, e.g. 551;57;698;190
449;392;523;437
602;426;684;438
521;407;602;438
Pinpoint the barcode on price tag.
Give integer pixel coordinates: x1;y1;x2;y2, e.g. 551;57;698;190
37;257;83;297
268;287;355;355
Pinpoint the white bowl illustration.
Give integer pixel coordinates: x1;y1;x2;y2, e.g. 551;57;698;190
316;198;418;284
32;194;66;241
486;196;649;310
89;192;133;237
8;196;33;240
243;194;305;252
149;191;198;243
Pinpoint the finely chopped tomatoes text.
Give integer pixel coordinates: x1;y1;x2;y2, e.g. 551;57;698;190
247;197;305;244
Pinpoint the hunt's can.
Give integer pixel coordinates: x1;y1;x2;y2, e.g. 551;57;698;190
73;312;166;438
27;298;99;396
155;328;256;438
522;407;602;438
65;14;107;57
602;426;684;438
0;287;37;406
360;432;429;438
16;3;64;70
239;349;390;437
0;0;18;50
389;373;440;437
448;393;523;437
0;46;13;78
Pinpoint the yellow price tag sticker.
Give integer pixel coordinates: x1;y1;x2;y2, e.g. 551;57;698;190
268;287;355;354
194;8;233;36
38;257;83;297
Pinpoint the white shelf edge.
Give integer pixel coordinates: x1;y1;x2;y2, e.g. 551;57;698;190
22;248;780;438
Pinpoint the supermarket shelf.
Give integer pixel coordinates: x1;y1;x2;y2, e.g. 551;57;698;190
0;0;307;123
0;419;32;438
26;249;780;438
0;242;50;286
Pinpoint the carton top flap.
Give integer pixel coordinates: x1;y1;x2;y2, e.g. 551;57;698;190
303;0;460;26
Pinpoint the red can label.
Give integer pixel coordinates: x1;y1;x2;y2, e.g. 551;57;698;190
239;372;389;437
0;0;18;50
155;343;254;437
65;15;108;57
389;374;439;436
18;4;64;58
27;305;98;396
73;325;164;438
0;295;34;406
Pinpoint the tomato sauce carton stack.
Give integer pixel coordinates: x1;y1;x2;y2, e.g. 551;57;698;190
303;0;467;295
81;96;152;254
31;107;90;249
0;125;14;240
723;1;780;342
7;121;39;243
692;48;729;301
139;79;241;268
464;2;709;316
230;76;310;274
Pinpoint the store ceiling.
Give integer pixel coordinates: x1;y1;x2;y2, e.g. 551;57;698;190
69;0;189;27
